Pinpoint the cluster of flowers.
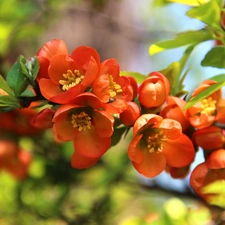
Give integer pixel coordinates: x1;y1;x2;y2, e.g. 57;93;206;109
0;108;37;179
1;38;225;201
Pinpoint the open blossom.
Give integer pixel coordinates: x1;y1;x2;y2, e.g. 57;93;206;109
92;59;130;114
52;93;114;159
138;72;170;109
128;114;195;178
38;40;100;104
190;149;225;200
186;80;224;129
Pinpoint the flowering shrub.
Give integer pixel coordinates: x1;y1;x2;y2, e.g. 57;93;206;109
1;0;225;210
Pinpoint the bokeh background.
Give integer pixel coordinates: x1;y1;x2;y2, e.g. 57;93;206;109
0;0;225;224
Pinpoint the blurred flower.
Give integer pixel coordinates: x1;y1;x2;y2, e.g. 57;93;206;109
53;93;114;158
193;126;225;150
190;149;225;200
138;72;170;109
128;114;195;178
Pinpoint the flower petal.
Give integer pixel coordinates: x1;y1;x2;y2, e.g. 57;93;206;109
128;134;144;163
74;127;111;158
162;133;195;167
71;150;99;169
206;149;225;169
132;151;166;178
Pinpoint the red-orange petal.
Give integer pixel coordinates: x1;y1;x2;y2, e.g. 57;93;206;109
132;151;166;178
206;149;225;169
37;39;68;60
53;113;76;141
74;127;111;158
71;46;100;71
48;54;77;84
128;134;145;163
71;150;99;169
92;110;114;138
162;133;195;168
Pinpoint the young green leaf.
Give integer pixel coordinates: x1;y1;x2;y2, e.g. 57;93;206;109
6;55;29;96
120;71;146;84
209;74;225;82
186;1;221;31
149;29;212;55
184;81;225;110
201;46;225;68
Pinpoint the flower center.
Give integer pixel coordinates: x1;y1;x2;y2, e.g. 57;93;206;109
146;131;167;153
200;97;217;116
59;69;84;91
108;75;122;98
71;112;92;131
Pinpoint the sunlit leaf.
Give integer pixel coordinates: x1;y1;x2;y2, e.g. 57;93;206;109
186;0;221;30
120;71;146;84
149;29;212;55
201;46;225;68
167;0;209;6
184;81;225;109
209;74;225;82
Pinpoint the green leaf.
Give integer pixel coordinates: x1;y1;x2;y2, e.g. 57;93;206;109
201;46;225;68
0;95;20;111
30;56;40;81
209;74;225;82
0;75;14;96
6;55;29;96
149;29;212;55
167;0;209;6
186;1;221;31
120;71;146;84
184;81;225;110
159;62;180;95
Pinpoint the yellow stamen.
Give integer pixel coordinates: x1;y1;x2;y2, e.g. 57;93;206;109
71;112;92;131
200;97;217;116
146;131;167;153
108;75;122;98
59;69;84;91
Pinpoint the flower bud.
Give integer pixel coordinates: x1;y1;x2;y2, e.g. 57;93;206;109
120;102;141;126
138;72;170;109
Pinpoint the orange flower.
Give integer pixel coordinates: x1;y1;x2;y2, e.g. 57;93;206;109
37;39;69;80
186;80;223;129
38;45;100;104
193;126;225;150
138;72;170;109
190;149;225;200
120;102;141;127
53;93;114;158
167;165;190;179
0;108;43;136
92;59;130;113
160;96;190;132
128;114;195;178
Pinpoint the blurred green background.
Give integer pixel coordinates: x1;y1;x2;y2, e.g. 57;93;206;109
0;0;224;224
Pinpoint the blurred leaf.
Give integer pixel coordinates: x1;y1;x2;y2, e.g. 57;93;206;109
6;55;29;96
153;0;171;7
149;29;212;55
0;75;15;96
201;46;225;68
120;71;146;84
111;127;128;147
184;81;225;110
186;0;221;30
0;23;13;55
167;0;209;6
